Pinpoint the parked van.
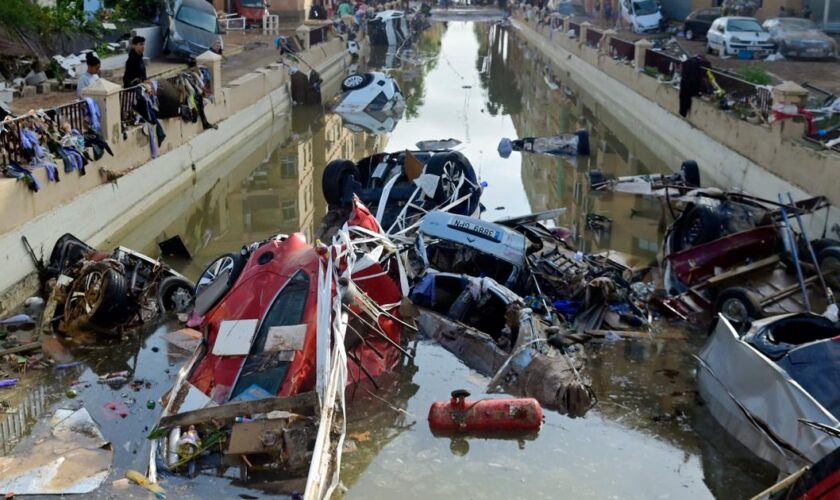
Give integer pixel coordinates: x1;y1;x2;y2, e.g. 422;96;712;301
161;0;223;59
620;0;664;33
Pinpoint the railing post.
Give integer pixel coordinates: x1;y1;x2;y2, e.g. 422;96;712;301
634;38;652;70
81;78;122;143
196;50;223;99
601;29;616;55
579;21;590;47
563;16;571;33
771;81;809;140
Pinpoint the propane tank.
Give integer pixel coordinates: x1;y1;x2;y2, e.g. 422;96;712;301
428;389;543;433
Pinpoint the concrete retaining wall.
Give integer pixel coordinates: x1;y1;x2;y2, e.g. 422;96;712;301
0;35;355;312
513;17;840;230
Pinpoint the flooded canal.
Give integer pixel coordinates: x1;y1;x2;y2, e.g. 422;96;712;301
2;20;780;499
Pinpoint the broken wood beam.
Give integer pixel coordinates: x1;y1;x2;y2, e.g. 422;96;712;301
0;341;42;357
585;329;687;341
158;392;318;429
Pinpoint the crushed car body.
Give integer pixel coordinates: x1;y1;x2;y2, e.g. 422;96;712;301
41;233;195;335
148;198;411;498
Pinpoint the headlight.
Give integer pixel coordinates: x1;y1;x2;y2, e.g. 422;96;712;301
730;36;742;43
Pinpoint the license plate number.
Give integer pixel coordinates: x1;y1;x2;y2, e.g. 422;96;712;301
448;218;503;242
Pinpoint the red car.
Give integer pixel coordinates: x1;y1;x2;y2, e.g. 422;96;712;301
186;198;404;403
234;0;271;26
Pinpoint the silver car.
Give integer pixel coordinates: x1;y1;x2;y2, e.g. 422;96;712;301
161;0;223;59
762;17;838;59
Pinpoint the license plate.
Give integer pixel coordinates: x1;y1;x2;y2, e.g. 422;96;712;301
448;218;503;242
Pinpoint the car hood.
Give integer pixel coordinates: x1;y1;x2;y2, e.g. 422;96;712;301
634;13;661;26
173;19;220;53
775;30;835;44
731;31;772;42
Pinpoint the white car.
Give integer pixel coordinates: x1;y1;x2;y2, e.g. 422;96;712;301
334;72;404;114
619;0;664;34
706;16;775;58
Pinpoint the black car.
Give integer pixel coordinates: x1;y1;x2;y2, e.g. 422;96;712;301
683;7;720;40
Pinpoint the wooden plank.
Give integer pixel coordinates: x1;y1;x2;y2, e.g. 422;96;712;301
159;392;318;429
704;255;780;287
585;329;687;341
0;342;41;357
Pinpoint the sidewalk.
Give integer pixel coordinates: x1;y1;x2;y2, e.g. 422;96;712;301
8;28;297;115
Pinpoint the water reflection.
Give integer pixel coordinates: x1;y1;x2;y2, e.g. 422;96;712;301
2;19;786;499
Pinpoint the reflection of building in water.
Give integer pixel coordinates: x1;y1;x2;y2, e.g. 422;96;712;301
494;32;664;258
0;385;49;456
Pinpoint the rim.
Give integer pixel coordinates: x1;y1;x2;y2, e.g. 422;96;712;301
439;160;461;203
344;75;364;88
683;217;703;247
196;256;235;295
822;256;840;289
66;269;106;321
165;284;194;312
721;298;748;323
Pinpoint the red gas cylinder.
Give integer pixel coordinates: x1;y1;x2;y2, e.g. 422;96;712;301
428;390;543;433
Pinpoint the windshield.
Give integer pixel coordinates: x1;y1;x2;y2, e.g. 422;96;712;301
633;0;658;15
240;0;265;6
778;18;818;31
176;5;219;33
727;19;763;32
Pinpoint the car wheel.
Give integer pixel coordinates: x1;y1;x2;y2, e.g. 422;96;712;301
680;160;701;188
685;29;694;41
322;159;360;207
674;204;723;252
706;42;713;54
819;247;840;291
157;276;195;313
64;262;131;329
715;287;764;325
341;73;373;92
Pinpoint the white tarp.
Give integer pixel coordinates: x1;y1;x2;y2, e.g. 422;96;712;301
0;408;113;495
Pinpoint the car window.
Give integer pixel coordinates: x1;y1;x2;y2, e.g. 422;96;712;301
633;0;657;15
252;271;310;352
726;19;763;32
778;18;818;31
176;5;219;33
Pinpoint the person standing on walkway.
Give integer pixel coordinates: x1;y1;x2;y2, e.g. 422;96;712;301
77;52;101;97
123;36;147;88
337;0;352;18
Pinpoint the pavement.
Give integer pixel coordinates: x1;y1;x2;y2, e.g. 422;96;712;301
8;27;296;114
576;15;840;95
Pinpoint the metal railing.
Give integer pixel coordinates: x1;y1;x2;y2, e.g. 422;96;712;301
1;100;91;165
0;118;24;165
568;21;580;36
585;27;603;48
610;37;635;61
52;99;89;132
644;49;680;77
710;69;772;117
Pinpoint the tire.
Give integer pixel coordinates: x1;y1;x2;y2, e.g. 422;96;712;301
809;239;840;256
65;262;132;329
341;73;373;92
322;159;360;207
423;151;480;214
157;276;195;313
680;160;701;188
818;246;840;291
674;204;723;252
685;29;694;41
589;170;608;188
706;44;712;55
715;287;764;324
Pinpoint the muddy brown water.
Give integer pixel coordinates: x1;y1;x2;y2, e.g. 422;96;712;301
1;21;779;499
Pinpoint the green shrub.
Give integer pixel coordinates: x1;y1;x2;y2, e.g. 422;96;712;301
0;0;48;30
737;64;772;85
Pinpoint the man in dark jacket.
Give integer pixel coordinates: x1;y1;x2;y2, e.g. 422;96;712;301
123;36;147;88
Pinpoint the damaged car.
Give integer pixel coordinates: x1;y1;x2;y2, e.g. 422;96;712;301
148;199;412;498
39;234;194;335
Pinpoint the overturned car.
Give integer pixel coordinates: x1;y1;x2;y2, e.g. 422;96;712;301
40;234;194;335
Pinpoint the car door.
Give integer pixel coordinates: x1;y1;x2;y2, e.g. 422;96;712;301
709;20;724;48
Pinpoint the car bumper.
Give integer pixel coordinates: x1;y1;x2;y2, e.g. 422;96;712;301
781;47;836;59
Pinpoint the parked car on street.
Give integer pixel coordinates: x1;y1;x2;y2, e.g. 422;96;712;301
555;2;588;17
161;0;224;59
762;17;838;59
619;0;664;34
233;0;271;26
683;7;720;40
706;16;775;58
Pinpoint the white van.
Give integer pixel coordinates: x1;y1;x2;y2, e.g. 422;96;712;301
620;0;664;33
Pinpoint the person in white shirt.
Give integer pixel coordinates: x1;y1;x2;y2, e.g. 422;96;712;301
76;52;101;98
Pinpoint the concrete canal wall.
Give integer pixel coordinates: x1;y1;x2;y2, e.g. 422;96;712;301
511;17;840;222
0;35;357;312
